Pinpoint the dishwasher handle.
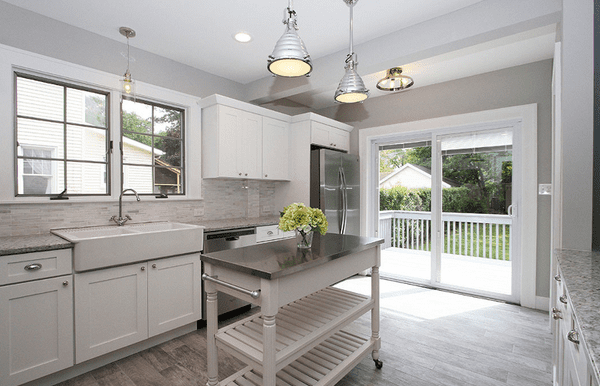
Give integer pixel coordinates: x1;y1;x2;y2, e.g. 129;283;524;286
225;236;239;241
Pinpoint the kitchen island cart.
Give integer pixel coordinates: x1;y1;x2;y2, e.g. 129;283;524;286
201;233;383;386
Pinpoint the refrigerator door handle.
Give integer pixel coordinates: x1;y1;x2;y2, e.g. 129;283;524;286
340;167;348;234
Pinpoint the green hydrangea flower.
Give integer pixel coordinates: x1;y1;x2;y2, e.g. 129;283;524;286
279;203;328;235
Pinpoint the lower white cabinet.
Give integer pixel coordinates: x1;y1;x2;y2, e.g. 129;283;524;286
0;275;74;386
75;253;201;363
148;254;201;337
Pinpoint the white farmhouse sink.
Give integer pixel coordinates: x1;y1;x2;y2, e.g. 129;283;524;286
52;222;204;272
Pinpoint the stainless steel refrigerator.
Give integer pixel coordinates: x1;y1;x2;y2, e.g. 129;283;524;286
310;149;360;236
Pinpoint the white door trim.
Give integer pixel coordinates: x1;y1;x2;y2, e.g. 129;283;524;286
360;104;538;308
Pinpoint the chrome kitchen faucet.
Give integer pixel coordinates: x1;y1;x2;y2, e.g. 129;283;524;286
111;188;141;226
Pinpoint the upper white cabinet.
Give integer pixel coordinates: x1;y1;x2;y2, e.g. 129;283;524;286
0;250;73;386
311;121;350;152
200;95;290;181
202;104;263;179
262;117;289;180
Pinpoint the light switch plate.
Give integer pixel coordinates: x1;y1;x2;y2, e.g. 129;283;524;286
538;184;552;195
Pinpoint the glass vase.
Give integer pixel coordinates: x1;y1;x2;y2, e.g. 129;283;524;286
295;229;314;249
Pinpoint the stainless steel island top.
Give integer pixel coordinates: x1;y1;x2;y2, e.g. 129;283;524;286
200;233;383;280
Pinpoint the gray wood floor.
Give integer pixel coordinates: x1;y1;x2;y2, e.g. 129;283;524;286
56;277;552;386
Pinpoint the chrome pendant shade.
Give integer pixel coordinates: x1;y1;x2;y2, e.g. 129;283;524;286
267;1;312;77
119;27;136;95
334;54;369;103
334;0;368;103
376;67;414;91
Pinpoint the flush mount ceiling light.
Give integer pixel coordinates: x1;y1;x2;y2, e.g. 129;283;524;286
376;67;414;91
234;31;252;43
334;0;369;104
267;0;312;77
119;27;136;96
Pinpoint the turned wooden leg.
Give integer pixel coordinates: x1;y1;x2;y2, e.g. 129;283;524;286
206;281;219;386
262;313;277;386
371;258;382;369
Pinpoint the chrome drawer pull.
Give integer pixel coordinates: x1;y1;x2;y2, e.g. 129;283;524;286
24;263;42;271
567;330;580;344
554;274;561;282
559;295;568;304
202;273;261;299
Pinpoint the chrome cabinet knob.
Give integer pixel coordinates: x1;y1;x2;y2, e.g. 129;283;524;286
63;280;69;286
567;330;580;344
141;266;145;271
559;295;568;304
239;172;242;176
245;173;248;176
265;174;268;177
554;274;561;282
152;264;157;269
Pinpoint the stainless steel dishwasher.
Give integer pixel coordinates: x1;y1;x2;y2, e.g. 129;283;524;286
201;227;256;319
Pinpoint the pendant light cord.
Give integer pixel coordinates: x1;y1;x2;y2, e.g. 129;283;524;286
126;35;131;73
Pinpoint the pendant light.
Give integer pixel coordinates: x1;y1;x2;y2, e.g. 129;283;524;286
119;27;136;95
334;0;369;103
267;0;312;77
376;67;414;91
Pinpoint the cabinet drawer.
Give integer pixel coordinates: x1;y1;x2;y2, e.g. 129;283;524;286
0;249;72;286
256;225;281;243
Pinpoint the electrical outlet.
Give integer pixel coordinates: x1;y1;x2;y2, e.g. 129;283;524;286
194;207;204;217
262;205;272;214
538;184;552;195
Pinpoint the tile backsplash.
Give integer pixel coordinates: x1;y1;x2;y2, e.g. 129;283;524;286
0;179;279;237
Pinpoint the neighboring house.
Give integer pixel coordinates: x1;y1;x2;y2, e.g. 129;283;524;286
379;163;457;190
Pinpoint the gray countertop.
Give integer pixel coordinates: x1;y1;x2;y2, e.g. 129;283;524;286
201;233;384;280
556;249;600;380
0;233;73;256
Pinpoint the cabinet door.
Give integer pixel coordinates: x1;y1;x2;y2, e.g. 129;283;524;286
148;254;201;337
0;275;73;386
311;121;330;148
238;111;263;179
74;264;148;363
262;117;289;180
329;129;350;152
217;105;242;178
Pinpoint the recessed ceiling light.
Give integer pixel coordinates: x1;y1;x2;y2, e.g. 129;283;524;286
234;32;252;43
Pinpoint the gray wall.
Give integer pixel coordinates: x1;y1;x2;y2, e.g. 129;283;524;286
0;1;245;100
315;59;554;298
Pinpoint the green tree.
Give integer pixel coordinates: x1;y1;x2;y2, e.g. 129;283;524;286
154;109;182;167
122;111;152;147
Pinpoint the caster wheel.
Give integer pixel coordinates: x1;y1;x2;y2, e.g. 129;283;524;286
374;359;383;369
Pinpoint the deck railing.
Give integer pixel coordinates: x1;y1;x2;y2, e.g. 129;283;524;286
379;210;512;261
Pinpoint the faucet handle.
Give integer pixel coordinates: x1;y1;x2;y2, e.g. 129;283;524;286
125;215;132;221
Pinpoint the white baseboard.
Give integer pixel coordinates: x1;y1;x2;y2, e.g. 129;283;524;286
535;296;550;311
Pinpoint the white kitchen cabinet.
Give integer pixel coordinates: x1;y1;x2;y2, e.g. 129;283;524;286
74;262;148;363
148;254;201;337
311;121;350;152
75;253;201;363
262;117;290;180
202;104;263;179
0;274;73;386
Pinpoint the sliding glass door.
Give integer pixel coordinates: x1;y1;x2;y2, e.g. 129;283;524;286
375;124;520;303
439;129;514;299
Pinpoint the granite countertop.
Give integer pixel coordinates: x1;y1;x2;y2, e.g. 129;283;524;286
0;234;73;256
555;249;600;380
201;233;384;280
0;217;281;256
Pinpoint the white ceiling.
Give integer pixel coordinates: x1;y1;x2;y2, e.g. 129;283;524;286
4;0;556;110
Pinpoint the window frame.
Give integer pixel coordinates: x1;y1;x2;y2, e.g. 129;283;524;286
14;72;111;197
120;96;186;196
